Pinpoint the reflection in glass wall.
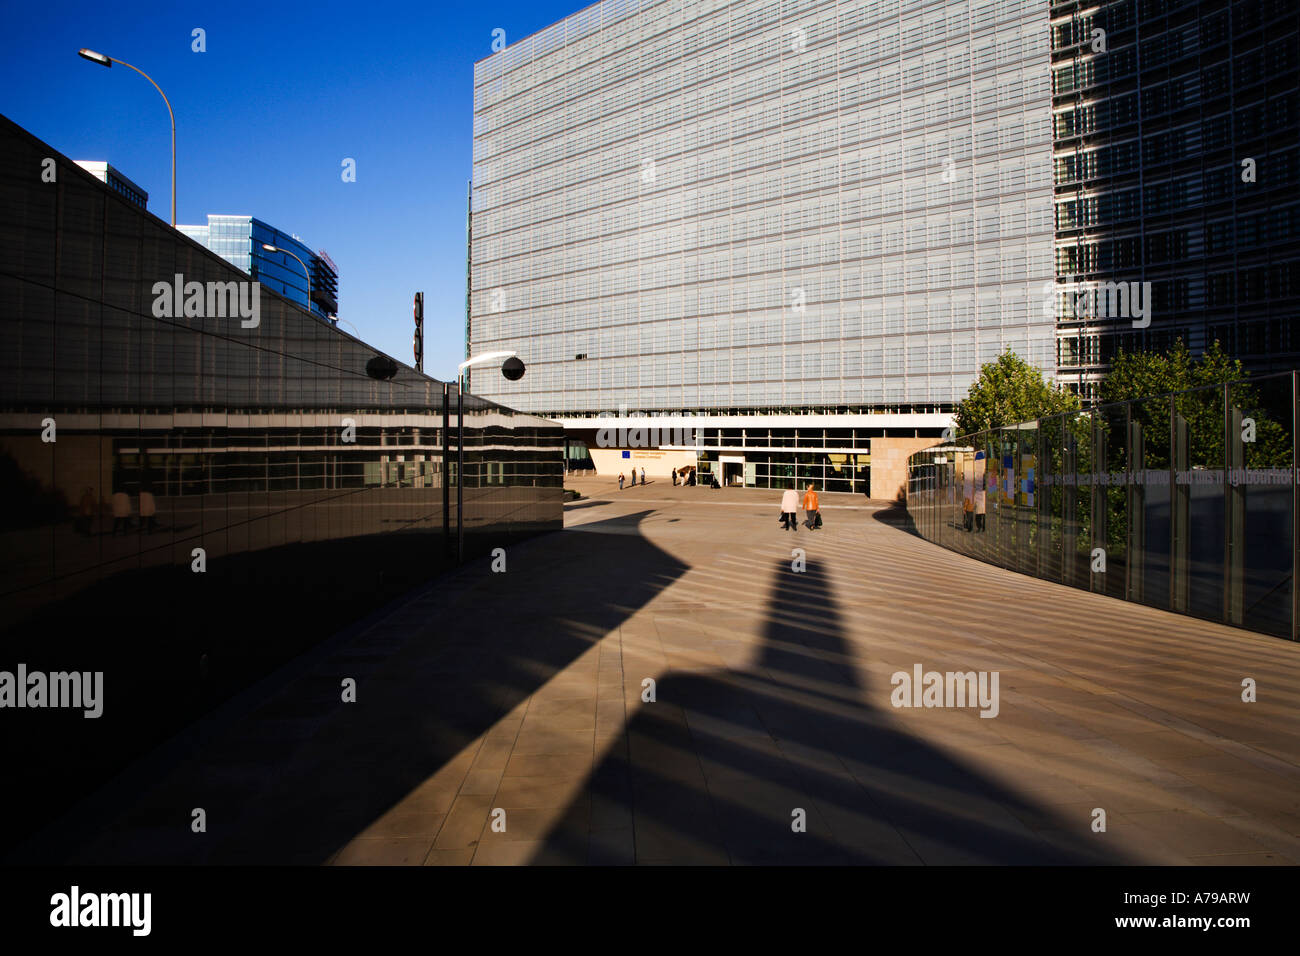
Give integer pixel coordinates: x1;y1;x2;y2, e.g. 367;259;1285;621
0;115;564;854
908;372;1296;642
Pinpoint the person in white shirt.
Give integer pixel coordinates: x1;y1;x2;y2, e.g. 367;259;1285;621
780;486;800;531
111;490;131;535
139;488;158;533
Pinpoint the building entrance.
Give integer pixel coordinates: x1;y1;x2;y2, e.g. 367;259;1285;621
718;455;745;487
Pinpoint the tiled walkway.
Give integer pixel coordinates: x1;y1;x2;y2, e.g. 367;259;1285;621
21;477;1300;864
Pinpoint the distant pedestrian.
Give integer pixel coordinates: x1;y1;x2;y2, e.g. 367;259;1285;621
802;483;821;530
138;487;158;534
630;469;636;487
76;487;96;536
687;468;696;486
111;490;131;535
671;469;677;486
780;486;799;531
618;472;625;490
640;467;646;485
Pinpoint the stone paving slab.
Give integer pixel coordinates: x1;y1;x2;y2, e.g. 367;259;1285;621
13;476;1300;865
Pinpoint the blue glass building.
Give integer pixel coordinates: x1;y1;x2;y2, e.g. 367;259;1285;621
178;214;340;322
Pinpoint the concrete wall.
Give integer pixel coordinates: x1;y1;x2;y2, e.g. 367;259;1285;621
870;437;940;501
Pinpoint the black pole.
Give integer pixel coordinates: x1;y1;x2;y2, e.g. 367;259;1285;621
457;381;464;564
442;382;450;559
414;292;424;373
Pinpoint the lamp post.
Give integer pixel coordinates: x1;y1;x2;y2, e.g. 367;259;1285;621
261;244;313;317
78;49;176;227
455;351;521;563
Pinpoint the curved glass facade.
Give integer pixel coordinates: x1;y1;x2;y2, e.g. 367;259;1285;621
0;113;564;854
180;214;341;321
907;371;1296;640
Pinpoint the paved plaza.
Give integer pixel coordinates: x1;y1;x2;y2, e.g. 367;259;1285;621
14;477;1300;865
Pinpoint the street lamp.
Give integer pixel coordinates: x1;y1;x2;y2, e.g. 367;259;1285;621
454;351;522;563
261;244;313;318
78;49;176;227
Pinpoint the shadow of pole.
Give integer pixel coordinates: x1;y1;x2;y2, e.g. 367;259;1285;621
530;548;1132;865
11;510;687;864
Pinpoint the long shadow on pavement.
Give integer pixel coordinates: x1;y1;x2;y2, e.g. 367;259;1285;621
529;550;1132;864
13;509;684;864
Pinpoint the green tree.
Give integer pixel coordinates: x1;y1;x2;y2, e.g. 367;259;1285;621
1100;338;1289;469
1098;338;1245;405
953;349;1079;437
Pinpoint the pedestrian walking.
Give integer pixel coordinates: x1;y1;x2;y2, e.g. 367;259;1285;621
780;486;799;531
111;490;131;535
802;483;821;530
640;467;646;485
618;472;625;490
630;469;636;487
138;487;158;534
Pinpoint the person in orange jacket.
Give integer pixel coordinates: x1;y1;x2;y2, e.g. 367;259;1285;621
802;483;821;530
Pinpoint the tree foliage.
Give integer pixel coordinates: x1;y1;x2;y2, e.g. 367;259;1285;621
1098;338;1244;404
953;350;1079;437
1100;338;1289;468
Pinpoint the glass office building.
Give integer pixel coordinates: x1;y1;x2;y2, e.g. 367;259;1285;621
0;113;564;854
469;0;1058;420
1050;0;1300;401
179;214;341;323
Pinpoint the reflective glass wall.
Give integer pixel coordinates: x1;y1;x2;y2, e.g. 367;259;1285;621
1050;0;1300;399
907;372;1296;640
0;114;564;852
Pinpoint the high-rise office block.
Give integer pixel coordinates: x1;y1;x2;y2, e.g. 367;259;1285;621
468;0;1058;493
1050;0;1300;400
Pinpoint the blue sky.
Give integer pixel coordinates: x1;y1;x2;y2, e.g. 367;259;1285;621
2;0;585;382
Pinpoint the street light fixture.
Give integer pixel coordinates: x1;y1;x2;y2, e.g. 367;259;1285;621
261;243;314;318
78;49;176;227
454;351;522;563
